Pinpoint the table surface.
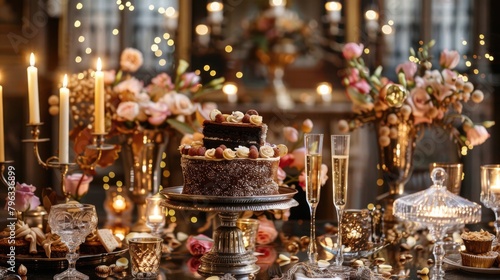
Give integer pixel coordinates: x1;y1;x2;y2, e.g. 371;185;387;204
2;221;500;280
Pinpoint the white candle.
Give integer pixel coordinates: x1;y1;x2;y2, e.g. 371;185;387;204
148;214;164;224
59;75;69;163
0;84;4;162
94;58;105;134
27;53;40;124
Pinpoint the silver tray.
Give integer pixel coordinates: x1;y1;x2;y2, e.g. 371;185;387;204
0;246;128;270
161;186;297;204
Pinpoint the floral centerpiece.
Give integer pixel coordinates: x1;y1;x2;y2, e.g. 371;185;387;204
244;5;311;56
338;41;493;150
337;41;494;218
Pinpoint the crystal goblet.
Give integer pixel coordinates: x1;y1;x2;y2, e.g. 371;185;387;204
48;203;98;280
331;134;350;271
304;133;324;265
480;164;500;242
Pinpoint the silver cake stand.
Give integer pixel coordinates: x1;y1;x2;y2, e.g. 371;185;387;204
161;186;298;279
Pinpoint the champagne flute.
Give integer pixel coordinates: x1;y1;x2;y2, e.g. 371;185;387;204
304;133;324;265
331;135;350;270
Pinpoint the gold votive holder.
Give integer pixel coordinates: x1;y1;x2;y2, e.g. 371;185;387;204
236;218;259;252
341;209;372;251
129;237;163;278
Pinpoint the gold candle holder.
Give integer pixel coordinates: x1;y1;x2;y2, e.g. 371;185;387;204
23;123;111;200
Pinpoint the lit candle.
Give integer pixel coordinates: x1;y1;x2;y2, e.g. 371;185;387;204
148;213;164;224
222;82;238;104
270;0;286;16
94;58;105;134
59;75;69;163
207;1;224;25
316;82;332;103
112;195;127;212
27;53;40;124
325;1;342;23
0;82;4;162
164;7;178;30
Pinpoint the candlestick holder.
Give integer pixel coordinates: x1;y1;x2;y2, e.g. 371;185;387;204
23;123;111;200
0;160;15;188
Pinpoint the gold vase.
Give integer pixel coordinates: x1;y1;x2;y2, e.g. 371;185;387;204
121;129;170;232
256;41;297;109
375;121;417;223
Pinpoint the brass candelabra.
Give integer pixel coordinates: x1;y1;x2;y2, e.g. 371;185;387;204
23;122;113;200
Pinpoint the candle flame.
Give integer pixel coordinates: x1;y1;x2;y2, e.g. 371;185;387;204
30;53;35;67
96;58;102;71
63;74;68;88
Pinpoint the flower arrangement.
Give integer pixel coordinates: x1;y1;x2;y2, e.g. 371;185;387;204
66;48;224;136
338;41;494;152
243;5;311;56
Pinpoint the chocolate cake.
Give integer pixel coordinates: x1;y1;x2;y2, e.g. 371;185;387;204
180;109;287;197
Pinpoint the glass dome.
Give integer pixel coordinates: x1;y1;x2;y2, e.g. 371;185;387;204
393;168;481;226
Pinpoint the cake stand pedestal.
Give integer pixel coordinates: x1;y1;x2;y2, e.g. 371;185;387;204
161;186;298;280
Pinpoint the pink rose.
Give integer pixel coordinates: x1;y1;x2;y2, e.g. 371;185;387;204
465;124;490;146
279;154;294;168
5;183;40;212
120;48;143;72
342;42;364;60
283;127;299;143
290;147;306;170
113;77;143;94
396;61;417;81
186;234;213;256
440;49;460;69
161;92;196;116
277;167;287;185
186;257;201;274
148;73;174;91
255;245;278;267
116;101;140;121
64;173;93;200
256;218;278;245
351;80;371;94
407;87;433;125
103;70;116;85
179;72;201;92
145;102;170;125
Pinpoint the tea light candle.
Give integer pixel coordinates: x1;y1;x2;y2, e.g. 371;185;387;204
27;53;40;124
316;82;332;103
207;1;224;25
222;82;238;104
59;75;69;163
112;195;127;212
325;1;342;23
149;214;164;224
94;58;105;134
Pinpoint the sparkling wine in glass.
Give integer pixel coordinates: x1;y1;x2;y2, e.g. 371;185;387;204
480;164;500;243
331;134;350;270
304;133;324;265
48;203;98;280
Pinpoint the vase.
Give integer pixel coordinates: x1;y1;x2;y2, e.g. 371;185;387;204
256;40;297;110
120;129;170;232
375;120;417;223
